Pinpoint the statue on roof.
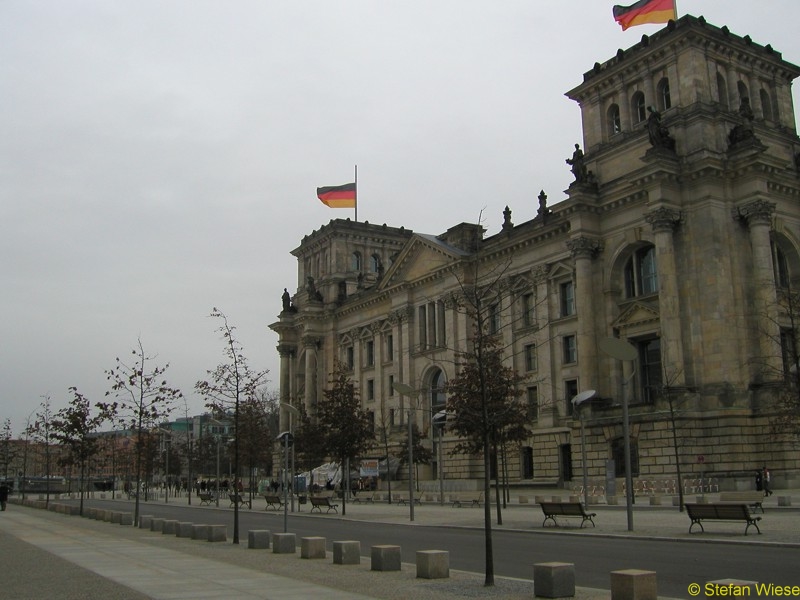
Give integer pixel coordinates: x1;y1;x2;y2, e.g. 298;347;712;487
646;106;676;152
566;143;589;183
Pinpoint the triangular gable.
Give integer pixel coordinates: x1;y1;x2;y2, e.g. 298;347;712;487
611;301;660;330
379;234;466;289
547;261;574;280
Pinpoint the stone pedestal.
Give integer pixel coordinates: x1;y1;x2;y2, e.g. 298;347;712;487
301;536;327;559
649;496;661;506
333;540;361;565
416;550;449;579
272;532;296;554
119;512;133;526
162;520;178;534
150;518;165;532
371;545;401;571
534;562;576;599
248;530;270;549
191;524;209;540
208;525;227;542
139;515;154;529
610;569;657;600
176;522;193;538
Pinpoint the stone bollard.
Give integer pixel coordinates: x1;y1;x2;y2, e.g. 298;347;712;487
371;545;401;572
333;540;361;565
551;495;562;502
416;550;449;579
119;512;133;526
649;496;661;506
272;533;296;554
301;536;327;559
248;530;270;549
672;496;681;507
534;562;575;599
606;495;618;505
706;579;758;597
139;515;154;529
162;520;178;534
110;511;122;524
208;525;227;542
518;495;529;504
569;495;581;503
191;524;210;540
610;569;657;600
150;518;165;532
534;495;546;504
176;522;193;538
778;496;792;507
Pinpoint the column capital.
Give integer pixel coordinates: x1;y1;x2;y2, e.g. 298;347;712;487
301;335;322;349
566;236;602;260
734;200;776;228
277;344;296;358
644;207;682;232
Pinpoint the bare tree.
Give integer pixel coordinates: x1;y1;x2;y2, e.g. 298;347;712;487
103;338;182;525
27;396;55;506
196;308;269;544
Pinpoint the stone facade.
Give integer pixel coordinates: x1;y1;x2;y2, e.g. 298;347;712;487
271;16;800;491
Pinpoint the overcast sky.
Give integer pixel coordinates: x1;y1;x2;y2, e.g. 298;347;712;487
2;1;799;434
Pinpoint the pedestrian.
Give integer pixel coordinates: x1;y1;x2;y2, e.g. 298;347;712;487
0;482;9;511
763;466;773;497
755;469;763;492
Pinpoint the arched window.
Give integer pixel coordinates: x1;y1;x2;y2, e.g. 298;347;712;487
624;245;658;298
607;104;622;136
657;78;671;111
370;254;382;273
737;80;749;104
429;368;447;413
351;252;362;272
716;72;729;110
760;89;774;121
631;92;646;123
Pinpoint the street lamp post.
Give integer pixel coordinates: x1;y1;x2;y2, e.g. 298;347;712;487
599;337;638;532
280;403;300;514
571;390;596;509
433;410;447;506
393;382;417;522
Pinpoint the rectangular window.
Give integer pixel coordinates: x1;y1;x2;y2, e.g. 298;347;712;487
367;379;375;402
564;379;578;417
563;335;577;364
488;303;500;334
560;281;575;317
526;386;539;421
781;328;797;376
389;408;396;428
419;301;447;349
365;340;375;366
386;334;394;361
346;346;355;370
524;344;537;372
521;293;535;328
638;337;662;403
388;375;395;398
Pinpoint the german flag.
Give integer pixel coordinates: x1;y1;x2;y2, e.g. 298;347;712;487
317;182;356;209
613;0;676;30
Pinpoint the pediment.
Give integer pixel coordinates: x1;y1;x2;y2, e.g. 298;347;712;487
547;261;574;280
611;301;661;330
379;235;465;289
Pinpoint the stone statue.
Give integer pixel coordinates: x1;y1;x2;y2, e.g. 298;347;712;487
646;106;676;151
282;288;291;312
537;190;550;222
565;144;588;183
306;276;323;301
728;97;756;146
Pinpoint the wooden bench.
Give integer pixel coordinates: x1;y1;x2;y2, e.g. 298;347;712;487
396;491;422;506
229;492;251;509
685;503;761;535
718;491;765;513
263;494;284;510
309;496;339;514
197;492;214;506
451;492;483;508
352;492;375;503
539;501;596;528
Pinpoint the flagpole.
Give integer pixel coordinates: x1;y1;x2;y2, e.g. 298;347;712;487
354;164;358;222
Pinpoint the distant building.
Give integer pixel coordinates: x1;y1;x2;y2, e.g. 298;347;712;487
271;16;800;492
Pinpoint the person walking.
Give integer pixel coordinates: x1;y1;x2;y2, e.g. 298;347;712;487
0;482;10;511
763;466;773;497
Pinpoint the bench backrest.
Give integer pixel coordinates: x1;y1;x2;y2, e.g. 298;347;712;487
310;496;331;505
539;501;585;516
686;503;751;519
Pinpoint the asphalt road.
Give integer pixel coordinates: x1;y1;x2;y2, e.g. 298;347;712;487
82;498;799;598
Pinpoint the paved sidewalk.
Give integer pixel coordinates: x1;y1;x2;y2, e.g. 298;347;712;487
1;489;797;600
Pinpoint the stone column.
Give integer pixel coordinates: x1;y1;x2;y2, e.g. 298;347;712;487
302;336;320;412
567;236;602;392
736;200;782;377
644;207;685;385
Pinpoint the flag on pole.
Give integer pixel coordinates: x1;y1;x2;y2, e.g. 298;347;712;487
317;182;356;209
613;0;676;30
